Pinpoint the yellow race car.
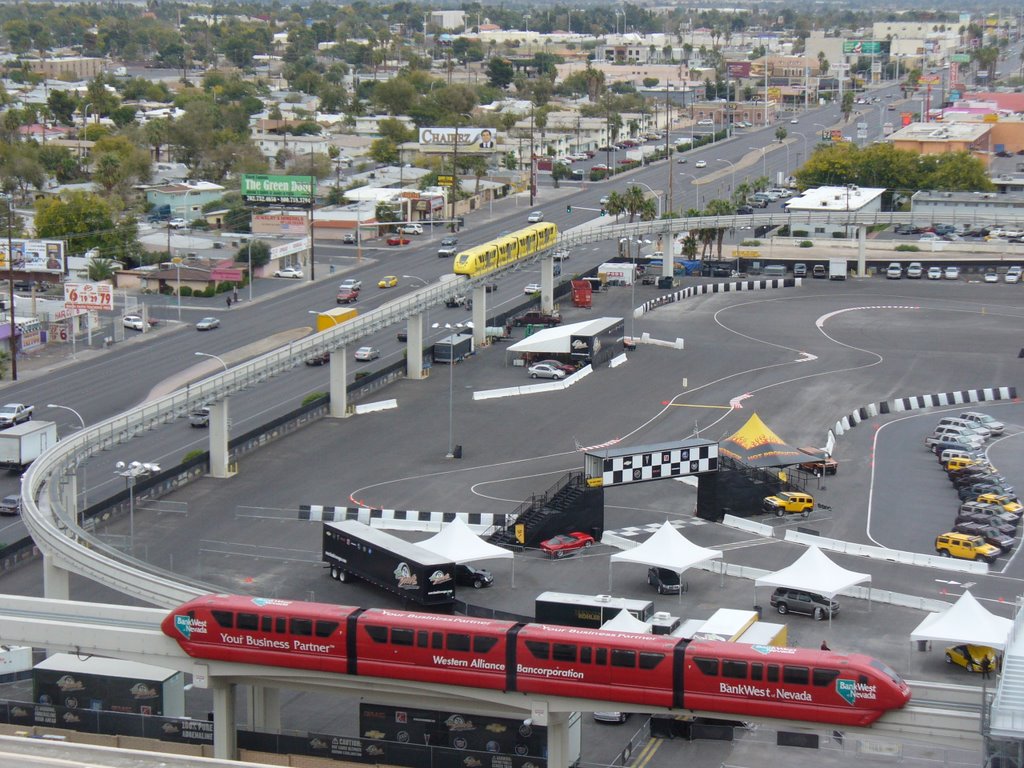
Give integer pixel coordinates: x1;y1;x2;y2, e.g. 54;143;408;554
945;644;998;673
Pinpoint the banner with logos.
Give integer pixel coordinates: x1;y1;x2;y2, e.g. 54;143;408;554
419;127;498;150
64;282;113;311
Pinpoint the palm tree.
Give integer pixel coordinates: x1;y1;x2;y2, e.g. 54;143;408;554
623;186;647;222
704;198;736;258
605;191;627;219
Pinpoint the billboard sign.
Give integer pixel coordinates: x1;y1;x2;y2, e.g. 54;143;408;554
726;61;751;79
0;239;64;273
64;282;113;311
843;41;882;55
418;127;498;150
901;112;913;127
950;53;970;63
241;175;313;205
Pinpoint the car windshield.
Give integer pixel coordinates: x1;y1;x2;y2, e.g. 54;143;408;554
548;535;573;545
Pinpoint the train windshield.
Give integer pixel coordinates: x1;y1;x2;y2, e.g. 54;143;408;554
869;659;905;685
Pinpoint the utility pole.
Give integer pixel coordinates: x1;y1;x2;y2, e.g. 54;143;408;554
665;82;673;216
308;147;316;281
5;197;17;381
451;120;460;230
529;108;536;206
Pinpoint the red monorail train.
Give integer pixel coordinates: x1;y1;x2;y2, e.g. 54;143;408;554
162;595;911;727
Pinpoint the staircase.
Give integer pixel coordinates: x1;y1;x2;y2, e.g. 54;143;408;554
487;471;587;549
989;597;1024;739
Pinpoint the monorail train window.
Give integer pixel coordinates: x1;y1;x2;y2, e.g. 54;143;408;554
639;652;666;670
750;662;763;681
722;660;747;679
611;649;636;668
596;647;607;665
290;618;313;637
417;630;428;648
869;659;903;683
364;625;388;643
237;613;259;631
276;617;286;633
812;668;840;687
391;628;413;646
525;640;549;660
473;636;499;654
315;621;339;638
783;665;809;685
447;633;471;652
211;610;233;628
693;657;719;675
580;647;592;664
767;664;779;682
552;644;576;663
261;616;272;632
432;632;444;649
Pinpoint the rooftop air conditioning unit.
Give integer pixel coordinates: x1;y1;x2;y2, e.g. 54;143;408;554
595;595;612;603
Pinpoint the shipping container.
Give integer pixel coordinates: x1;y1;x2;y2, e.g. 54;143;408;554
34;653;184;717
315;307;358;332
535;592;654;629
0;421;58;471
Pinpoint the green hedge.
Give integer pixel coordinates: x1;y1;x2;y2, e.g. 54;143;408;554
894;244;921;252
798;240;813;248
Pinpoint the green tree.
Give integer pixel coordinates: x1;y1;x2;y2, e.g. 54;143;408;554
35;191;114;254
370;137;400;165
622;186;648;222
775;126;788;143
47;90;79;126
551;162;570;188
373;78;418;115
841;91;854;122
237;240;269;269
486;57;514;89
703;198;735;257
604;190;626;218
919;152;994;192
87;256;116;281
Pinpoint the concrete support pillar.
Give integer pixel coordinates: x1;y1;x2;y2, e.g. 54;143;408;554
856;225;866;277
471;286;486;346
247;685;281;733
405;315;425;379
208;400;230;479
212;679;237;760
329;347;349;418
541;256;555;314
662;227;675;280
541;709;579;768
42;555;70;601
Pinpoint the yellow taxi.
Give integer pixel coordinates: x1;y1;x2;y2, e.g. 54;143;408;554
378;275;399;289
945;644;999;673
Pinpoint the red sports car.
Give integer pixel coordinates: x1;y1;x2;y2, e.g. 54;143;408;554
540;532;595;558
386;235;411;246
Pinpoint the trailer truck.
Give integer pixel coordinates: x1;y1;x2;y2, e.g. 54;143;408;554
433;333;473;363
0;421;57;471
323;520;457;608
315;307;358;332
829;258;848;280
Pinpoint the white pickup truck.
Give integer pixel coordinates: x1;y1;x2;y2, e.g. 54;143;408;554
0;403;33;429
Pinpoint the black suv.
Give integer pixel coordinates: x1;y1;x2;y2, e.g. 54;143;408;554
647;567;683;595
769;588;839;620
455;564;493;589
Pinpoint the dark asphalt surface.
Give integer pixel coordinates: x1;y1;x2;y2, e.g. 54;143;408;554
4;275;1008;767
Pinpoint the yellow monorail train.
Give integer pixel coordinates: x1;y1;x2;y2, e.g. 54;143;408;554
452;222;558;278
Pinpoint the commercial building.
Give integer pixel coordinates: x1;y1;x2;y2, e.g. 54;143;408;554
145;181;226;222
911;190;1024;219
785;185;885;237
888;122;992;165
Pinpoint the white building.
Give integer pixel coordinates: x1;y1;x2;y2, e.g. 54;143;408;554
430;10;466;31
785;185;885;237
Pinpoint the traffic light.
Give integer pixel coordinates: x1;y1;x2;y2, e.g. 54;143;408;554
599;208;606;217
566;205;572;213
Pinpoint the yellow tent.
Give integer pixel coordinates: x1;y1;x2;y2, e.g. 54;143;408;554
718;413;811;468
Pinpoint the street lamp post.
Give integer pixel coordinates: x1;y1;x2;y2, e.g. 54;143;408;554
680;172;701;213
114;460;159;550
716;158;736;195
632;182;663;218
194;351;228;371
4;195;16;381
247;239;253;302
432;321;464;458
749;146;767;180
47;403;87;512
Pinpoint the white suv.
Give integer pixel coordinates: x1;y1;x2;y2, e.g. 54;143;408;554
886;263;902;279
398;223;422;235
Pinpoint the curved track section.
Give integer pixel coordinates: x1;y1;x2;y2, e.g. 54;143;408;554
20;207;1024;606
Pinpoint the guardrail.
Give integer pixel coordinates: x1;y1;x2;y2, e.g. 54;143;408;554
20;206;1022;608
784;529;989;574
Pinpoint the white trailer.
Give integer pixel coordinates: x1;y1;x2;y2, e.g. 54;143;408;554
0;421;57;471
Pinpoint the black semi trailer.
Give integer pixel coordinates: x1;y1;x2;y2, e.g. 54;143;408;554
323;520;457;609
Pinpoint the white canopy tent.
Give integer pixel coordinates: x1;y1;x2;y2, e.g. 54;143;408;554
609;521;723;599
910;590;1013;651
417;517;516;585
601;609;651;634
753;545;872;625
506;318;621;356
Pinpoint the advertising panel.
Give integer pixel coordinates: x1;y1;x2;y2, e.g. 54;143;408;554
241;175;314;205
252;213;307;235
843;41;882;55
901;112;913;127
418;127;499;150
726;61;751;79
0;239;65;273
64;282;113;311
